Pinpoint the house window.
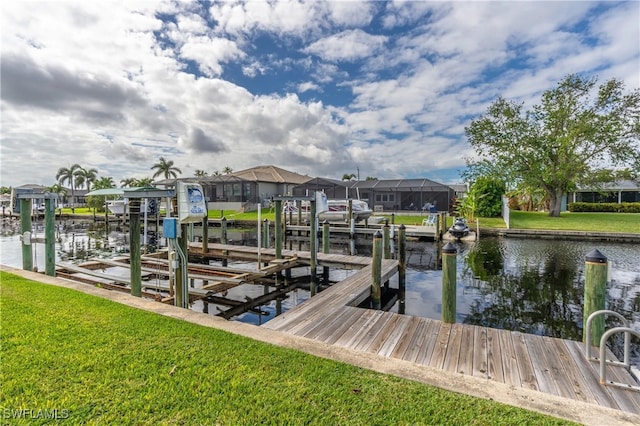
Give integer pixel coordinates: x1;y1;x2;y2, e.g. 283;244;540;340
375;193;395;202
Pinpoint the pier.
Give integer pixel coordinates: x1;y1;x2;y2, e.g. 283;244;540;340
264;258;640;416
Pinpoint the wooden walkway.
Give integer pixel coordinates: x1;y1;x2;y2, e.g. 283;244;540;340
263;264;640;415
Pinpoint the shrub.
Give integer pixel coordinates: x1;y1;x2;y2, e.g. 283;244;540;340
568;202;640;213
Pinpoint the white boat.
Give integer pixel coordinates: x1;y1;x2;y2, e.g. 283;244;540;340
283;199;373;223
106;199;155;215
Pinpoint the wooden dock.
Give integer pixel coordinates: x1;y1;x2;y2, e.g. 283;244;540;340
263;264;640;415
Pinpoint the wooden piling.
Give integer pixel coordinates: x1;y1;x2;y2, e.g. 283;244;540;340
221;217;228;267
44;198;56;276
201;215;209;253
371;230;383;309
441;242;457;323
19;199;33;272
322;220;330;283
383;219;390;259
274;200;282;260
398;224;406;314
129;198;142;297
583;249;608;346
309;200;317;296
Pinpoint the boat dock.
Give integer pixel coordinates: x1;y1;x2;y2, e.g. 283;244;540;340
263;262;640;417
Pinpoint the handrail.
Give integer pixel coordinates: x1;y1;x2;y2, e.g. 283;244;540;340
584;310;628;362
599;327;640;392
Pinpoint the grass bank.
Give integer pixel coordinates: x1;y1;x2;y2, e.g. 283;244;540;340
58;207;639;234
0;272;573;426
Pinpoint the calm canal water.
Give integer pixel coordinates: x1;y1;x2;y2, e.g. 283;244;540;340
1;217;638;365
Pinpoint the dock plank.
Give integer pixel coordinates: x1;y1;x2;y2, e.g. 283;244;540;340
511;332;538;391
472;326;488;379
456;324;475;376
486;327;504;382
498;328;521;388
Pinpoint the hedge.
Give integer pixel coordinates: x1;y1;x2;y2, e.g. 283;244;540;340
568;202;640;213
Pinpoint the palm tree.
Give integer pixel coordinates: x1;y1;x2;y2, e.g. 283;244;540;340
56;164;81;208
120;177;137;188
134;177;154;187
212;170;222;176
74;167;98;193
194;169;209;177
45;183;68;210
342;173;356;181
93;176;115;190
222;166;233;175
151;157;182;180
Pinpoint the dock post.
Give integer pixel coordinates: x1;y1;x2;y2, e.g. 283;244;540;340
263;218;269;248
398;224;406;314
322;220;330;284
19;199;33;271
383;219;390;259
440;212;447;240
371;230;383;309
202;215;209;254
309;200;317;296
221;217;228;267
44;198;56;276
391;213;395;225
129;198;142;297
441;242;457;323
274;200;282;260
584;249;608;346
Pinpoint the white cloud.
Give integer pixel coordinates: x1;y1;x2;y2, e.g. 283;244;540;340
0;1;637;187
304;29;387;62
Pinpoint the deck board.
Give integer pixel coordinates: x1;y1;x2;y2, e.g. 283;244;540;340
258;248;639;416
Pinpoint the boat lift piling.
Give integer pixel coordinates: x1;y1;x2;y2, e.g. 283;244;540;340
16;191;58;276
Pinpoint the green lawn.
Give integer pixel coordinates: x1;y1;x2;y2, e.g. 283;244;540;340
60;207;639;234
507;210;640;233
0;272;574;426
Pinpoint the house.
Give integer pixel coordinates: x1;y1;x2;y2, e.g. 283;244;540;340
292;177;456;213
566;180;640;205
156;165;312;212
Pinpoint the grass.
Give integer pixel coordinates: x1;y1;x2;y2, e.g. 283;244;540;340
59;207;639;234
507;210;640;233
0;272;575;426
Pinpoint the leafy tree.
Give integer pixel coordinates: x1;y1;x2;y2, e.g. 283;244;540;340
471;176;505;217
45;183;67;208
134;177;154;187
365;176;378;181
342;173;356;181
0;186;11;194
56;164;81;207
120;177;137;188
74;167;98;193
465;74;640;217
87;177;116;212
151;157;182;180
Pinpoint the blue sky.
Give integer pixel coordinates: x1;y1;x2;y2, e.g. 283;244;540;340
1;1;639;188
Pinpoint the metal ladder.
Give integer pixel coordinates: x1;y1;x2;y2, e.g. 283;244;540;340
584;310;640;392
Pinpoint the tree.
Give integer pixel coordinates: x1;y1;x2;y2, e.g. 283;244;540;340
87;177;116;212
45;183;67;208
465;74;640;217
151;157;182;180
222;166;233;175
120;177;137;188
342;173;356;181
74;167;98;193
56;164;81;207
211;170;222;176
0;186;10;194
134;177;154;187
194;169;209;177
471;176;505;217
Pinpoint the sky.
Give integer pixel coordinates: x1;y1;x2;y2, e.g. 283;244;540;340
1;1;639;188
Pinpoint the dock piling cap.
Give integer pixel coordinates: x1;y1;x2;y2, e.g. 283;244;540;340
442;242;457;254
585;249;607;263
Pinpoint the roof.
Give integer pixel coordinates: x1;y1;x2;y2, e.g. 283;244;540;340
230;165;311;184
575;180;640;191
348;178;451;191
